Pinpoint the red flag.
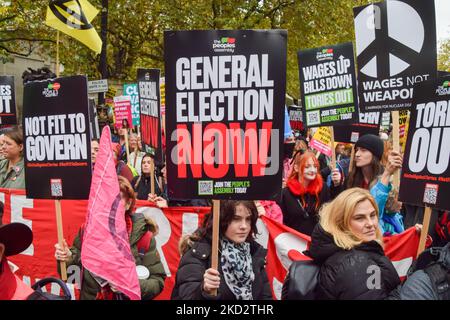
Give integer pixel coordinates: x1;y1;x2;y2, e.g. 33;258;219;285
81;126;141;300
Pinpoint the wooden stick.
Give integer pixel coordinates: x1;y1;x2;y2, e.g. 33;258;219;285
391;111;400;190
349;144;355;174
124;129;130;164
417;206;432;257
150;158;155;195
211;199;220;296
329;126;336;170
56;31;60;77
55;199;67;281
133;148;138;169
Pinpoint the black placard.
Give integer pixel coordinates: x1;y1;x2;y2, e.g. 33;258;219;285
164;30;287;200
353;0;436;112
0;76;17;125
137;68;163;164
23;75;92;199
334;111;381;143
399;76;450;211
298;42;359;128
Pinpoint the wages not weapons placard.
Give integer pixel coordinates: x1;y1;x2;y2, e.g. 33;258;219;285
22;75;92;199
353;0;436;112
399;77;450;211
298;42;359;128
137;69;163;163
164;30;287;199
0;76;17;125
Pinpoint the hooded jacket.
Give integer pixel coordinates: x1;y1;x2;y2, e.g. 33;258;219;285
308;224;401;300
171;237;272;300
62;212;166;300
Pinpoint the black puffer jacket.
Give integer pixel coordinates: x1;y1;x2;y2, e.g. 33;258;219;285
278;184;331;236
171;237;272;300
308;225;401;300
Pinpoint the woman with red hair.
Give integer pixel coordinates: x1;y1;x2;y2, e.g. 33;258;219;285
278;151;335;235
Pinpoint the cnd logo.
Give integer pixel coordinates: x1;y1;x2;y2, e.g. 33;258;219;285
355;2;425;78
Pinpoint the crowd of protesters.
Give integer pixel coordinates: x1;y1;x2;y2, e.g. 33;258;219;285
0;119;449;301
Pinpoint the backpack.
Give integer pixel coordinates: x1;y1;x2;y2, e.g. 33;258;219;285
27;277;72;300
435;211;450;243
281;259;320;300
407;243;450;300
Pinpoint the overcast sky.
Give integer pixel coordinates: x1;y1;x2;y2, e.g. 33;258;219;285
436;0;450;43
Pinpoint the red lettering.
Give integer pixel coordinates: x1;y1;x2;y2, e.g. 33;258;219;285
173;122;274;179
176;124;202;178
203;123;229;179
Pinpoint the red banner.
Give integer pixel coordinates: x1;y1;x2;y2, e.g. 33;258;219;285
2;188;420;300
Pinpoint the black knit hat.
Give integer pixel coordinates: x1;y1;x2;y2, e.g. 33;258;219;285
355;134;384;160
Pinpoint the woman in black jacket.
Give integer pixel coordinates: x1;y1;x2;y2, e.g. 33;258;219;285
278;151;340;235
171;200;272;300
308;187;401;300
132;154;163;200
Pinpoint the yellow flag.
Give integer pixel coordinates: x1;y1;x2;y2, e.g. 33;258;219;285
45;0;102;54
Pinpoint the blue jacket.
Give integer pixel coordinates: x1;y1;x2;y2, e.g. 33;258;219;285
369;181;404;236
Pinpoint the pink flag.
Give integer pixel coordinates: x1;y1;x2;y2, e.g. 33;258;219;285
81;126;141;300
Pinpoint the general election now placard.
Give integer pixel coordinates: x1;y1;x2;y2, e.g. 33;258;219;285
0;76;17;125
353;0;436;112
137;68;163;164
399;76;450;211
298;42;359;128
22;76;92;199
164;29;287;200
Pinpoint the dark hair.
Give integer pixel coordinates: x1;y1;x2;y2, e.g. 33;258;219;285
347;155;384;189
118;176;136;215
4;126;23;145
3;126;24;157
140;153;153;176
193;200;259;242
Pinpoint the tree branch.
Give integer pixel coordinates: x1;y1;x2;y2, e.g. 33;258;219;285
0;15;17;23
0;37;55;43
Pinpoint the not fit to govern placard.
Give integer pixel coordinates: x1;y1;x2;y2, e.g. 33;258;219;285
22;75;92;199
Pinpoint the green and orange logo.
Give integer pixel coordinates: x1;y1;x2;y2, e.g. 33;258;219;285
43;82;60;97
436;80;450;96
220;37;235;44
213;37;236;52
47;82;61;90
317;48;334;61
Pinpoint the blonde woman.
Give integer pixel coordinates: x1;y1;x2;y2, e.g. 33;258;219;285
308;188;401;300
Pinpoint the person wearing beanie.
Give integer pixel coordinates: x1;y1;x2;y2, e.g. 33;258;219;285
344;134;404;234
